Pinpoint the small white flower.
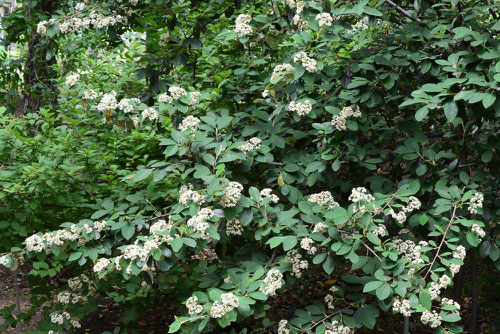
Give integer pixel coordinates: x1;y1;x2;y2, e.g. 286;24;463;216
316;13;333;27
179;115;201;132
234;14;252;37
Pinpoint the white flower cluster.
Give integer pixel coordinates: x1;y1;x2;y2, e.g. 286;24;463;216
234;14;252;38
471;224;485;240
96;91;118;113
316;13;333;27
262;89;270;98
158;92;173;104
260;188;279;203
288;100;312;116
149;218;174;243
118;98;141;113
179;184;206;206
141;107;159;121
287;249;308;278
83;89;99;100
25;221;108;253
420;310;442;328
37;21;48;36
26;234;44;252
291;1;308;31
449;263;461;275
158;86;188;104
169;86;187;100
189;91;201;105
351;19;370;32
123;244;149;263
226;218;243;236
179;115;201;132
300;237;317;255
278;319;290;334
270;64;294;82
186;296;203;315
313;222;328;233
56;290;87;305
0;255;9;267
221;182;243;207
393;239;428;265
403;196;421;212
260;268;283;296
239;137;262;154
93;258;111;274
75;2;86;11
324;286;338;309
51;311;71;325
468;192;483;214
392;297;413;317
65;73;80;87
210;293;239;318
429;274;453;300
308;191;339;209
372;224;387;237
187;208;215;239
452;245;466;261
325;321;353;334
37;11;128;37
349;187;375;203
388;208;407;224
331;105;362;130
293;52;317;73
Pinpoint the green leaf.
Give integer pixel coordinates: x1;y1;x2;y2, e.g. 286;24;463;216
466;230;479;247
363;280;384;292
171;238;184;252
415;106;429;121
133;169;153;182
419;290;432;310
322;255;335;274
68;252;83;262
443;101;458;122
482;93;496;108
122;224;135;240
376;284;392;300
282;237;297;251
363;6;383;17
168;321;181;333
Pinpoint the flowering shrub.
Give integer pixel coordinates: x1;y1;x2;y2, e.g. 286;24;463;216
0;0;499;333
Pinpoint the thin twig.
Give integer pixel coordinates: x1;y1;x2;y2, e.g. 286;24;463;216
360;239;382;261
310;307;350;330
338;229;382;261
384;0;422;23
64;172;97;200
420;204;458;285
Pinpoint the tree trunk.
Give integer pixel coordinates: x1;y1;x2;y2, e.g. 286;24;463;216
18;0;58;114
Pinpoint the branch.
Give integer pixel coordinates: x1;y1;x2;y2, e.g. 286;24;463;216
64;172;97;200
264;161;285;167
310;307;350;330
384;0;422;23
421;204;458;285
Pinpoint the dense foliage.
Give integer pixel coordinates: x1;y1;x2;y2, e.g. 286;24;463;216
0;0;498;333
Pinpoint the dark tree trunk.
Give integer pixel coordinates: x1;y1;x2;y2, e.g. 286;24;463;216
19;0;59;114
